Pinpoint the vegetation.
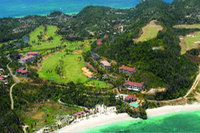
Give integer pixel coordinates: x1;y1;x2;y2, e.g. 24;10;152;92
174;24;200;29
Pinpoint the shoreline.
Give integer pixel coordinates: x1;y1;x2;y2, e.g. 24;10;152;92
56;103;200;133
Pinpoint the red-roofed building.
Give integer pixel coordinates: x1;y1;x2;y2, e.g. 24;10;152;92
124;81;145;92
20;55;35;64
100;60;112;69
125;95;137;103
16;69;29;77
27;52;40;57
119;65;136;74
97;39;103;46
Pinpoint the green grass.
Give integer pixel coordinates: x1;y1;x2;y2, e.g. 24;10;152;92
184;32;200;46
174;24;200;29
39;51;88;83
85;80;113;89
136;21;163;42
22;25;64;51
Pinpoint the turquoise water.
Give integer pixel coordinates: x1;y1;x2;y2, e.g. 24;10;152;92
84;110;200;133
0;0;173;18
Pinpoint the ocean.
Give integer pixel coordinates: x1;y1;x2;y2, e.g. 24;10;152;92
83;111;200;133
0;0;173;18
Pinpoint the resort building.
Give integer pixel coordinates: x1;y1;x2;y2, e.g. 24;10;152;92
124;95;137;103
19;55;35;64
27;52;41;57
16;68;29;77
97;39;103;46
119;65;136;74
115;94;129;100
123;81;145;92
100;60;112;69
91;51;100;60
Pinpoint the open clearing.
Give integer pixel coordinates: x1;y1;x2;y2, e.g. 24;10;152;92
179;32;200;54
135;20;163;43
174;24;200;29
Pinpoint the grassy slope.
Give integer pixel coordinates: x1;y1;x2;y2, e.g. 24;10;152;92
174;24;200;29
23;25;63;51
184;32;200;46
39;51;88;83
135;21;163;42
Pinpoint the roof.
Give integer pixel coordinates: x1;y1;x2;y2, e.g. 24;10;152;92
97;39;102;46
119;65;136;72
101;60;111;67
0;76;3;80
17;69;28;74
125;95;136;100
124;81;144;87
22;55;34;61
76;111;85;115
27;52;39;55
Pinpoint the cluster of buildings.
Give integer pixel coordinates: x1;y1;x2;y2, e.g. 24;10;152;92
100;60;145;92
19;52;40;65
0;68;9;85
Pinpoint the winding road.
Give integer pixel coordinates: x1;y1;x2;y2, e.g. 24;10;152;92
148;69;200;104
7;55;20;110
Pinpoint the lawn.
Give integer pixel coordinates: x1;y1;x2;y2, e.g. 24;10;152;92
179;32;200;54
39;51;88;83
85;80;113;89
174;24;200;29
22;25;64;51
135;20;163;42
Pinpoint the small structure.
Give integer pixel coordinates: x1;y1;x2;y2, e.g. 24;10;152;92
16;69;29;77
22;35;29;43
115;94;128;100
125;95;137;103
91;52;100;60
27;52;40;57
0;76;3;81
75;111;85;118
20;55;35;64
100;60;112;69
97;39;103;46
124;81;145;92
119;65;136;74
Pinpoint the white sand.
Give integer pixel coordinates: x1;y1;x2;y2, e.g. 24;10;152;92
56;103;200;133
56;113;135;133
147;103;200;118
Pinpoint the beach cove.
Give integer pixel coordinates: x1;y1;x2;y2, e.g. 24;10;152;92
56;103;200;133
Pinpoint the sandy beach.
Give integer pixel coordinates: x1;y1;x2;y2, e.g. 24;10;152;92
56;113;135;133
56;103;200;133
146;103;200;118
